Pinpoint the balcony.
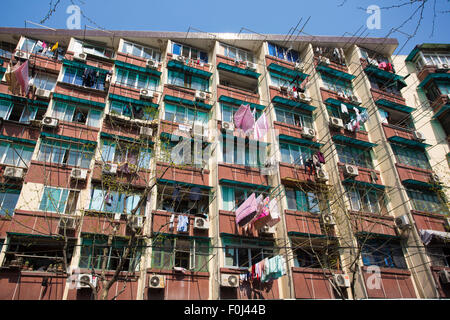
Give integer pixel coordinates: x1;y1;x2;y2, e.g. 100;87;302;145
65;52;114;71
265;55;296;70
429;94;450;119
217;84;260;106
109;83;159;105
54;81;107;105
430;266;450;298
91;160;151;188
156;161;209;187
395;163;434;188
81;211;142;237
349;211;396;237
269;86;315;112
411;210;448;233
360;58;396;75
216;54;260;79
417;64;450;83
166;52;211;74
52;120;99;142
218;163;269;188
314;56;349;74
163;84;213;108
338;162;383;188
284;210;324;236
291;267;343;299
14;50;62;75
115;51;162;73
320;88;359;108
0;120;40;142
8;209;63;236
370;87;406;107
151;209;209;237
279;162;317;184
218;209;276;238
361;266;416;298
329;124;371;145
381;123;431;149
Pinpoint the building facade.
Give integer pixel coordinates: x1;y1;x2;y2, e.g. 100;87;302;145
0;28;448;300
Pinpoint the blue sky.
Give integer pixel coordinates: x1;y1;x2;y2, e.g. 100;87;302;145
2;0;449;55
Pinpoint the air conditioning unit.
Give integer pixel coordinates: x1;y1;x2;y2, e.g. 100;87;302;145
14;50;30;60
58;216;77;230
76;274;97;289
333;273;351;288
146;59;158;69
3;167;24;179
222;121;234;131
42;117;58;128
395;215;411;229
195;90;207;101
102;163;118;174
413;131;425;141
129;215;143;229
194;217;209;230
330;116;344;129
302;127;316;139
319;56;330;65
139;126;153;138
73;52;87;62
321;213;336;225
174;54;185;63
245;61;257;71
350;95;361;105
149;274;165;288
70;168;88;180
439;270;450;284
35;88;51;99
430;173;442;184
259;225;276;235
344;164;359;177
316;168;329;182
294;62;305;71
220;274;239;287
297;92;312;103
140;88;154;99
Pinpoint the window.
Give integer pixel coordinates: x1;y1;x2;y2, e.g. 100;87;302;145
115;68;159;90
62;67;105;90
79;236;142;272
121;41;161;61
275;107;313;128
31;73;57;91
221;186;269;212
172;42;208;63
369;76;401;96
73;39;114;59
52;101;102;127
293;242;340;269
270;73;297;90
0;189;20;216
0;142;34;168
0;41;15;59
0;99;45;124
391;144;431;170
109;101;156;121
421;53;450;67
223;237;274;269
327;105;367;131
314;46;346;66
221;103;262;123
360;238;407;269
220;43;253;62
425;246;450;267
360;47;390;65
347;187;384;214
407;189;447;214
152;236;210;272
89;188;145;215
39;187;79;214
167;69;209;91
20;37;64;60
100;139;151;169
160;138;206;167
285;188;326;214
335;144;374;169
157;184;209;215
164;103;208;127
321;73;354;96
280;142;315;166
268;43;299;63
37;140;94;169
221;136;266;167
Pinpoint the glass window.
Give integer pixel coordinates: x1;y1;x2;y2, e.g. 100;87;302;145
221;43;253;62
115;68;158;90
0;190;20;216
52;102;102;128
63;66;105;90
37;140;93;169
360;239;407;269
164;103;208;127
335;144;373;169
285;187;326;214
321;73;354;97
121;41;161;61
223;237;274;269
347;188;383;214
172;42;208;63
0;142;34;168
32;73;57;91
279;142;315;166
267;43;300;63
407;189;447;214
167;70;209;91
39;187;79;214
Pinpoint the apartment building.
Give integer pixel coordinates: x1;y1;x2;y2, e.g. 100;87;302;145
0;27;448;300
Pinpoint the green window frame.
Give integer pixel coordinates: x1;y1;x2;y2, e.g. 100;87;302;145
222;237;274;269
39;187;79;214
335;143;374;169
391;144;431;170
275;106;313;128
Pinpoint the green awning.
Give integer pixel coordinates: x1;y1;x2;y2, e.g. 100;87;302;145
342;179;385;190
114;60;161;77
402;179;437;190
432;104;450;119
7;232;64;240
0;67;5;74
0;93;48;108
154;232;210;241
100;132;136;143
0;134;37;145
272;96;316;112
157;178;212;190
364;64;407;90
41;132;97;149
316;64;355;81
62;59;110;74
324;97;365;111
375;98;415;113
332;134;377;148
109;93;159;108
355;232;399;240
52;93;106;109
219;178;270;190
167;60;212;79
164;95;212;110
287;232;327;238
387;136;431;149
218;95;265;111
217;62;260;79
278;134;323;148
419;73;450;88
267;63;308;81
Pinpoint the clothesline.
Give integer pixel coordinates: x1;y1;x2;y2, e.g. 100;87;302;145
239;254;287;283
